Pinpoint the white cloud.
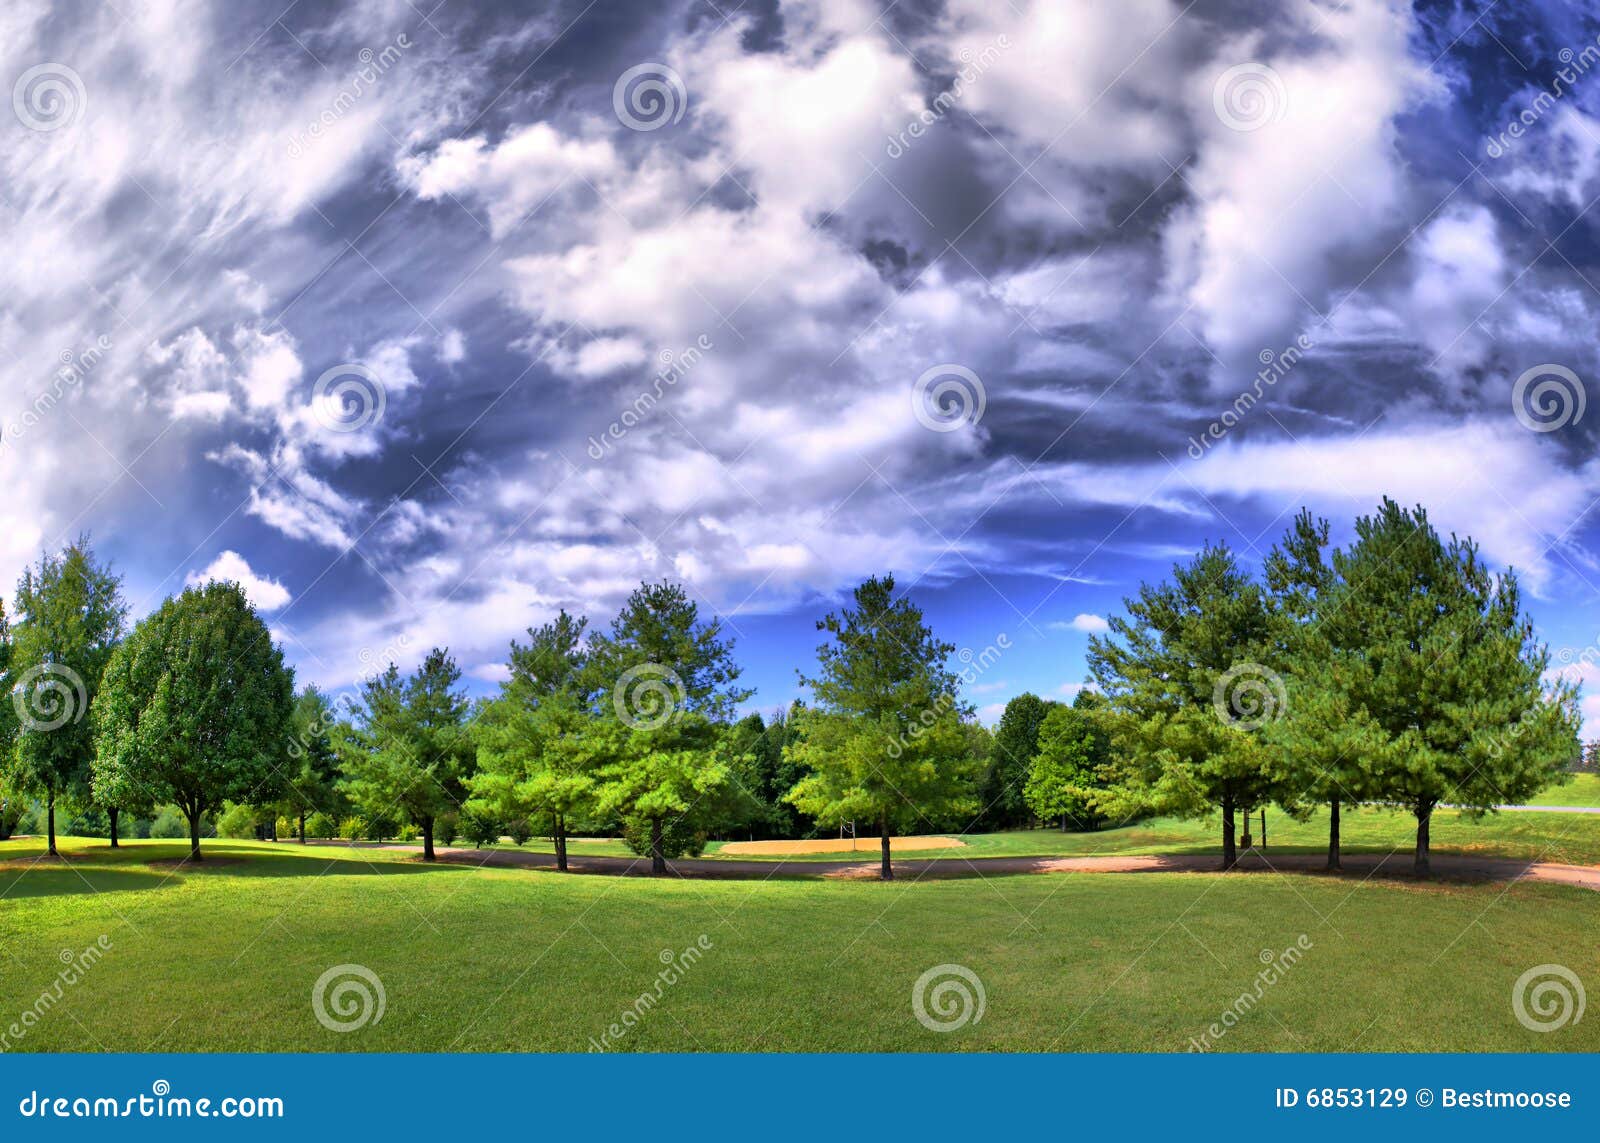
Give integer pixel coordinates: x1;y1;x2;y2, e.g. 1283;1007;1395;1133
186;550;292;612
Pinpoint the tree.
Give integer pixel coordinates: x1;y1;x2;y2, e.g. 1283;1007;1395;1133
1088;543;1282;870
468;611;597;871
785;574;979;880
282;687;343;843
985;693;1056;827
1308;500;1579;874
1024;699;1109;830
1261;509;1370;869
588;582;749;874
341;649;474;861
10;538;127;856
91;581;294;862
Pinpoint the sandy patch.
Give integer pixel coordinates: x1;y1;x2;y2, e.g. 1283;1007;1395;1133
720;835;967;856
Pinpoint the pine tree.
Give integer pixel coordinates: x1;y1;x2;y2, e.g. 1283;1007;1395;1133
785;575;979;880
1089;543;1282;869
984;693;1056;827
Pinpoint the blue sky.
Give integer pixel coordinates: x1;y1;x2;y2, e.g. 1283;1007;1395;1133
6;0;1600;730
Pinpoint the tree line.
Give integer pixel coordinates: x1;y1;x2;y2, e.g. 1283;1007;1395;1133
0;499;1581;880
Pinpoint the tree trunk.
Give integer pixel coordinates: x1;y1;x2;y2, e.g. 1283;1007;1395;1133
187;806;203;863
650;817;666;876
1060;813;1068;832
880;812;893;881
1326;797;1341;870
1221;795;1237;870
554;813;568;872
1260;809;1267;850
1414;802;1432;876
299;812;307;844
108;807;119;849
422;817;436;861
47;789;57;857
1240;806;1253;850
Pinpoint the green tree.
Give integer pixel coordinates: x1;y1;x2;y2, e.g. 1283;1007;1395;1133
91;581;294;862
281;686;343;843
468;611;597;871
10;539;128;855
588;582;749;874
1024;700;1108;830
1089;543;1281;869
1308;500;1579;873
341;649;475;860
785;574;979;880
984;693;1056;827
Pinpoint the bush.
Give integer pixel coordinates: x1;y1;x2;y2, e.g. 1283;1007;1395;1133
150;807;188;839
0;799;23;840
306;812;337;839
461;812;501;848
217;803;260;839
397;821;419;843
337;817;365;841
622;815;708;860
507;818;533;846
434;814;458;847
364;815;398;842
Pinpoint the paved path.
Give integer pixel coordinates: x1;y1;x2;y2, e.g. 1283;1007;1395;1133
319;841;1600;891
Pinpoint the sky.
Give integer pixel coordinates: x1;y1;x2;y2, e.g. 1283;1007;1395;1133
5;0;1600;730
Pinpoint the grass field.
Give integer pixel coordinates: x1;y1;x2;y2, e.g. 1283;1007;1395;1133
1;836;1597;1052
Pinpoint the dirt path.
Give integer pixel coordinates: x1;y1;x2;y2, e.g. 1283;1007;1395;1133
314;840;1600;891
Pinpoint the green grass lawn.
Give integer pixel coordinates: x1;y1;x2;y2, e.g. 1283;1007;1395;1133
1524;772;1600;807
1;836;1596;1052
